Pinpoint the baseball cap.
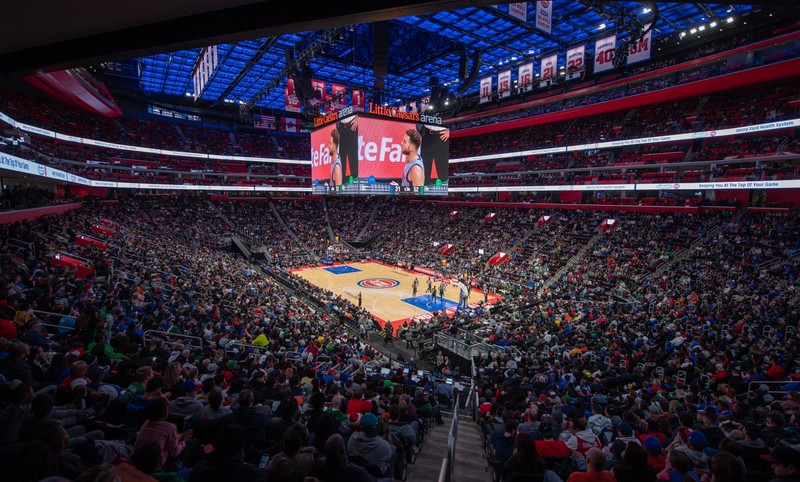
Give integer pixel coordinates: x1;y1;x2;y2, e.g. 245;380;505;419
361;413;379;428
538;422;552;437
207;363;219;372
643;436;663;455
760;445;800;468
688;430;708;450
618;423;633;437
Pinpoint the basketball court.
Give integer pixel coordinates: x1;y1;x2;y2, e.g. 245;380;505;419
291;261;498;332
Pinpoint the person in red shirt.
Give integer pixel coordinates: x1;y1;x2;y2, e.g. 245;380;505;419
567;448;616;482
535;422;572;458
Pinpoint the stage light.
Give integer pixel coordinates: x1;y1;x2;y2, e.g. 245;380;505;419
698;25;706;31
710;22;717;27
726;17;734;23
690;28;697;34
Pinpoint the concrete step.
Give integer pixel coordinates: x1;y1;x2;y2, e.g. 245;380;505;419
406;415;491;482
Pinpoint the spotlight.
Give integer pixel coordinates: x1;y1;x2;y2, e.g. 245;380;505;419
726;17;734;23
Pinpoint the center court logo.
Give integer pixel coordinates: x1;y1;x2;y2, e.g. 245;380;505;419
357;278;400;289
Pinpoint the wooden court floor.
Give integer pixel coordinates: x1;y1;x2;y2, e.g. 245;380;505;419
291;261;495;330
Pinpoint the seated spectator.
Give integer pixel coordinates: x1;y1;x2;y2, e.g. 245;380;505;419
668;430;710;478
311;433;374;482
535;422;572;458
188;424;264;482
218;388;270;459
0;379;34;444
612;442;657;482
762;445;800;482
500;432;563;482
567;447;615;482
347;412;395;478
562;417;602;455
197;390;231;420
643;436;666;473
122;366;154;404
494;415;519;465
133;397;192;470
656;449;698;482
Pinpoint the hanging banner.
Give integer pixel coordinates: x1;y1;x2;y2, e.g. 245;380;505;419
509;2;528;22
535;1;552;34
594;35;616;73
498;70;512;98
540;54;558;81
627;24;653;65
480;76;493;103
566;45;585;81
518;62;534;92
285;78;301;113
283;117;298;133
330;84;347;111
311;79;327;105
352;89;365;112
253;115;276;130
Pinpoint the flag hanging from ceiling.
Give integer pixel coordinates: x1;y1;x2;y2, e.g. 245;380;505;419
253;115;276;130
283;117;297;133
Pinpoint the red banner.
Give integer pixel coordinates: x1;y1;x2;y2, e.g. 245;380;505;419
285;78;301;113
331;84;347;111
352;89;365;111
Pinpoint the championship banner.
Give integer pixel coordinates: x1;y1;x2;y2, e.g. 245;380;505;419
535;1;552;34
540;54;558;81
518;62;534;92
285;78;301;113
594;35;616;73
627;24;653;65
566;45;585;81
498;69;512;98
509;2;527;22
330;84;347;111
480;76;493;103
352;89;365;112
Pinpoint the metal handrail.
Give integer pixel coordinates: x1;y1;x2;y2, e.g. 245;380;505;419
142;330;204;350
747;380;792;399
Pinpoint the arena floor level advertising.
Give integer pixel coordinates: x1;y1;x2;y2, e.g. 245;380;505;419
291;261;498;332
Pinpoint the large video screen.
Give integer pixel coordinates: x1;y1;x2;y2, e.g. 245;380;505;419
310;114;449;195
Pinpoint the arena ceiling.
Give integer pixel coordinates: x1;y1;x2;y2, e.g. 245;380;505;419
0;2;791;116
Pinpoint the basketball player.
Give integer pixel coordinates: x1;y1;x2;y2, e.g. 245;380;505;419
426;278;433;298
412;278;419;297
328;127;342;187
439;281;446;300
400;129;424;187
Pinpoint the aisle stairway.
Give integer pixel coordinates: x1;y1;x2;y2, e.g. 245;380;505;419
406;415;489;482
